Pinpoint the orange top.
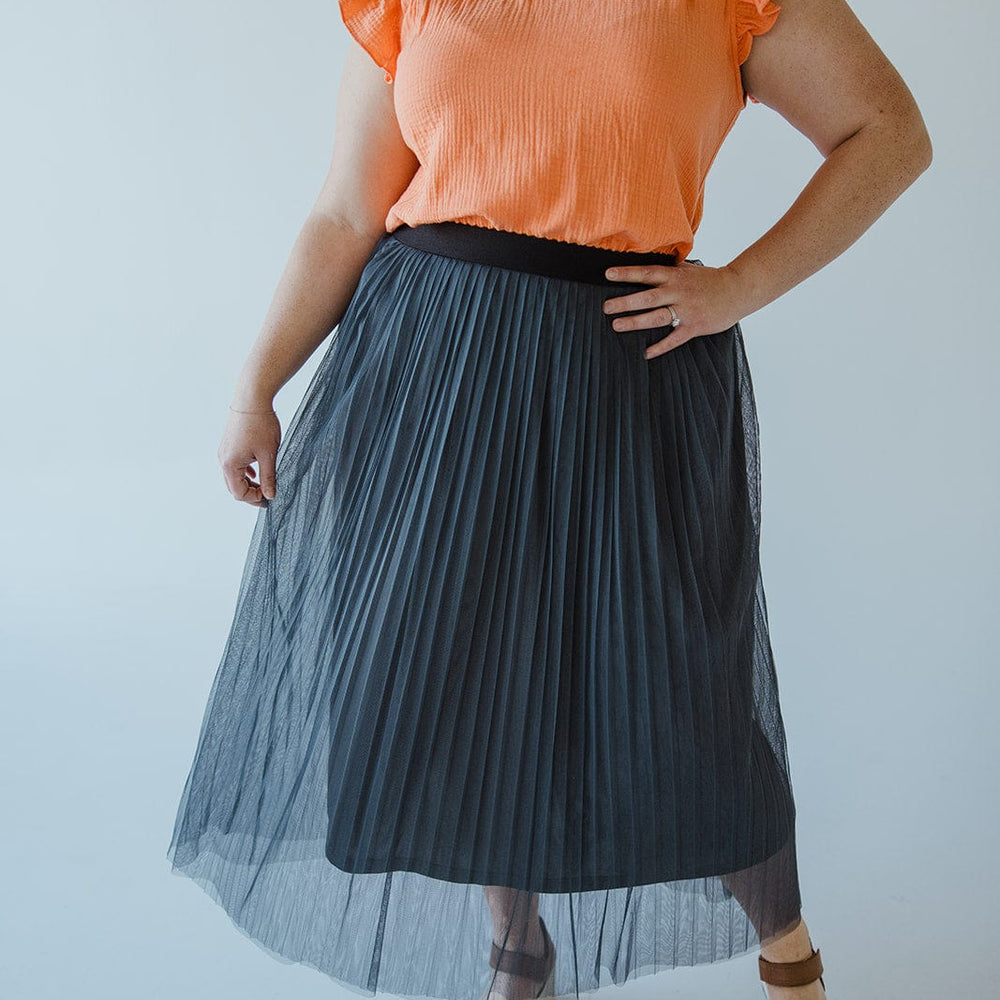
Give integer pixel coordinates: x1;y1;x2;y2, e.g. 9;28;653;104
338;0;780;258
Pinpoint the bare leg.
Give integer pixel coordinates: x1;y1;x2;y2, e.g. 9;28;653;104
481;885;548;1000
720;871;826;1000
757;915;827;1000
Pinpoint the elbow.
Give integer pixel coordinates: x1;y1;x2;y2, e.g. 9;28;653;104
887;122;934;191
854;109;934;182
887;103;934;176
913;126;934;173
896;103;933;174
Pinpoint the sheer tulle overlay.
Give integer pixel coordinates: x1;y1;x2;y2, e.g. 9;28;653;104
166;226;802;1000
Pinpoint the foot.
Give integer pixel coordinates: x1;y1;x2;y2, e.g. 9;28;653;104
759;920;826;1000
762;981;826;1000
486;920;553;1000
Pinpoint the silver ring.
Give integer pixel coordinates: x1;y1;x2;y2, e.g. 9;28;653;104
667;304;681;328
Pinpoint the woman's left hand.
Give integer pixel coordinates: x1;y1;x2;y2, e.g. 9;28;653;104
602;260;748;359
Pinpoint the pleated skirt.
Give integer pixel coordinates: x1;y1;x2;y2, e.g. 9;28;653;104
166;221;802;1000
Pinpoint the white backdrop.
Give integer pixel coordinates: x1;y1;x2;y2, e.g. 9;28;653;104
1;2;994;999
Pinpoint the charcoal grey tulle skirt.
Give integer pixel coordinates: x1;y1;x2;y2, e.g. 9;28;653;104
166;221;802;1000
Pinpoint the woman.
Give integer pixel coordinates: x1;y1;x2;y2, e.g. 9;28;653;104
167;2;931;999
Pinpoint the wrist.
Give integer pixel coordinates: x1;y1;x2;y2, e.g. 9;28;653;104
229;403;275;415
720;260;760;322
230;385;276;413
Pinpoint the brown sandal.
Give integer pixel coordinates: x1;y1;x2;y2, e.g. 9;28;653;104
759;943;825;993
485;915;557;999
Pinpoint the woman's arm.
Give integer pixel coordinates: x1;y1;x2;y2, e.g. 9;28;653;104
725;0;933;317
229;44;419;414
603;0;932;356
218;43;418;505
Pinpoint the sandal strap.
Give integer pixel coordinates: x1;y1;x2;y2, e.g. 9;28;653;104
490;916;554;980
759;947;824;987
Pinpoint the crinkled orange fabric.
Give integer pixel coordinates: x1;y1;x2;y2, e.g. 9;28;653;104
338;0;781;256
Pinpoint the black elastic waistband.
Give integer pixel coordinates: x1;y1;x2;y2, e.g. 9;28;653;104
389;221;677;286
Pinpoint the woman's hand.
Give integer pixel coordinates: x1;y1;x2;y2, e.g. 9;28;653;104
218;406;282;507
602;261;749;359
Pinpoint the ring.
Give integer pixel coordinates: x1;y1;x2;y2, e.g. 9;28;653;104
666;304;681;328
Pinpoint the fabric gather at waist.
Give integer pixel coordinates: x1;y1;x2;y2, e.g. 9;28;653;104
389;221;678;286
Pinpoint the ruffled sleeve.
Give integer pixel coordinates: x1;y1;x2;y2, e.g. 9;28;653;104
734;0;781;104
338;0;403;83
